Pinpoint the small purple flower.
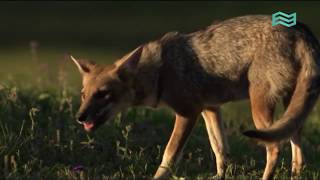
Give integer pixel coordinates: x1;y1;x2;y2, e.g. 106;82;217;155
72;165;85;173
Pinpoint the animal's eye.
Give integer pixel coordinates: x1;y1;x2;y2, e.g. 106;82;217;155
94;89;110;99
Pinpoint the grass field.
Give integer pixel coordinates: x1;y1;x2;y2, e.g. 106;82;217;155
0;46;319;179
1;2;320;179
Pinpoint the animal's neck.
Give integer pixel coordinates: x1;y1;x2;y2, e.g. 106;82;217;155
132;41;164;107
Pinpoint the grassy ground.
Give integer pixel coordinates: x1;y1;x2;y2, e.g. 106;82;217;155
0;48;319;180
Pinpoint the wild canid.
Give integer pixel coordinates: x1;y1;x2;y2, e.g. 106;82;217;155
70;15;320;179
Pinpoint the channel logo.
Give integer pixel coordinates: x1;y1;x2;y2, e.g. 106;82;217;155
272;12;297;27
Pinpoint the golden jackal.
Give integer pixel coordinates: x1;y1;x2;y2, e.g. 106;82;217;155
71;15;320;179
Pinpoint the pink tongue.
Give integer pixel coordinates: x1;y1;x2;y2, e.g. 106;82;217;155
84;121;94;130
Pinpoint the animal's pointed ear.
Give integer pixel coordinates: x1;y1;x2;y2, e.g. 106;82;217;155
70;55;96;75
117;46;143;81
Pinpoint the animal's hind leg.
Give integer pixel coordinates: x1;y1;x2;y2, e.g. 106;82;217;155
290;130;304;179
249;85;279;180
283;96;304;179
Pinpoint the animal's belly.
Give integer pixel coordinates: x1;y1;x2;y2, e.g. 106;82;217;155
202;78;249;106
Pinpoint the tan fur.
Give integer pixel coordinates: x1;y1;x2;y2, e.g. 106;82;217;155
154;113;198;179
202;107;229;178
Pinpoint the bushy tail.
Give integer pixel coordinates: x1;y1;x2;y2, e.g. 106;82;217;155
243;38;320;142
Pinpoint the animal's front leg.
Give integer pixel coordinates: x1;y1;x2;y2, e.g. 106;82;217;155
153;113;198;179
202;107;229;179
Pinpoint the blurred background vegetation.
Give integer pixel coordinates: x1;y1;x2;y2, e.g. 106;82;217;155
0;1;319;179
1;1;320;87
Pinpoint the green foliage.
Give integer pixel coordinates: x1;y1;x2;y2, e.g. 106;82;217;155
0;81;319;179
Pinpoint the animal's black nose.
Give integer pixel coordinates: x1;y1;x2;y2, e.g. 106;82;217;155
76;112;86;122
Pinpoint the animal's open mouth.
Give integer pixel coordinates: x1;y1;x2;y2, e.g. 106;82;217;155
78;104;115;132
83;120;95;131
82;110;110;132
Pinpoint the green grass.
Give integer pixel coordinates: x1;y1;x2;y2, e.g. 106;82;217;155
0;48;319;179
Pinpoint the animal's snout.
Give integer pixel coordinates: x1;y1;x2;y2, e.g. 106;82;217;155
76;112;87;123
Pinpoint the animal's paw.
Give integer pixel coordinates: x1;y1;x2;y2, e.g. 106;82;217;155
171;175;186;180
153;166;171;180
208;174;225;180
